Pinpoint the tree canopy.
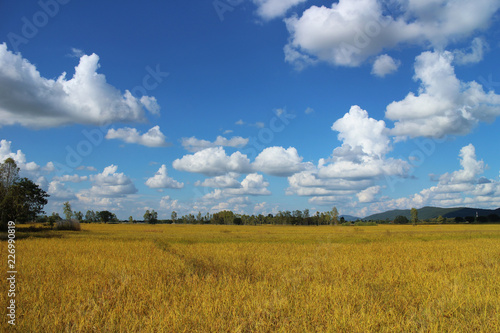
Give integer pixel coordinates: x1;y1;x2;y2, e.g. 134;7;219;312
0;158;49;227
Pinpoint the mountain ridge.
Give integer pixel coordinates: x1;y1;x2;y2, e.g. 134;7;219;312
364;206;500;221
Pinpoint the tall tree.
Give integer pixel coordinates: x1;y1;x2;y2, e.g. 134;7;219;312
171;211;177;222
85;210;97;223
63;201;73;220
0;158;19;189
411;208;418;226
331;206;339;226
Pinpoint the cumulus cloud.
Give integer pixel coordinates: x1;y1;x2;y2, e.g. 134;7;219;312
78;165;137;199
105;126;168;147
181;136;249;152
286;105;410;203
332;105;391;157
172;147;252;176
194;173;270;213
370;144;500;210
386;50;500;138
356;185;381;203
253;0;306;20
0;43;158;128
226;173;271;196
0;139;41;173
253;146;311;177
195;172;242;188
284;0;500;68
159;195;183;211
48;180;76;200
145;165;184;189
372;54;400;77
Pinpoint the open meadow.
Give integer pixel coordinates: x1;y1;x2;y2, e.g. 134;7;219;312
2;223;500;332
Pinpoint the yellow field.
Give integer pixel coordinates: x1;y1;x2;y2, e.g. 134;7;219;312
2;224;500;332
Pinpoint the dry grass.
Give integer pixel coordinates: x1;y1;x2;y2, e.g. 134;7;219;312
1;224;500;332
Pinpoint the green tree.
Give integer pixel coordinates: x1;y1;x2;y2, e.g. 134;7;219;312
411;208;418;226
97;210;114;223
437;215;445;224
1;177;49;224
74;211;83;222
0;158;20;189
144;210;158;224
171;211;177;222
129;216;134;223
331;206;339;226
48;212;62;227
394;215;409;224
63;201;73;220
85;210;97;223
151;210;158;224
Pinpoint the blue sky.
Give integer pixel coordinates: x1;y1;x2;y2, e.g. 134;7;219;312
1;0;500;219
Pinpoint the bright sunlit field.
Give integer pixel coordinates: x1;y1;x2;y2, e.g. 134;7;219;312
2;223;500;332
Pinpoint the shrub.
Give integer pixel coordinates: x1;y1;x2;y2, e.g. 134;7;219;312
55;219;81;231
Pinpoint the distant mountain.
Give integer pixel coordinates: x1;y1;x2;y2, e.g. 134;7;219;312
364;206;500;221
340;215;361;222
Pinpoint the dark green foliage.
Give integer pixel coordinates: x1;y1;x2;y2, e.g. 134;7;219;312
394;215;409;224
465;216;475;223
488;214;500;222
144;210;158;224
98;210;117;223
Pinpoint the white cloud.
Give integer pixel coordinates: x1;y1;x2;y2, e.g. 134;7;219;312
286;105;410;202
226;173;271;196
439;144;484;185
78;165;137;199
308;195;352;206
52;174;88;183
0;139;41;173
181;136;249;152
253;0;306;20
453;37;488;65
48;180;76;200
332;105;391;157
356;185;381;203
195;172;242;188
106;126;168;147
145;164;184;189
1;139;27;165
372;54;400;77
69;48;84;58
253;146;311;177
159;195;183;211
0;44;157;128
386;50;500;138
201;173;271;204
305;107;314;114
172;147;252;176
43;162;56;172
284;0;500;68
372;144;500;211
140;96;161;115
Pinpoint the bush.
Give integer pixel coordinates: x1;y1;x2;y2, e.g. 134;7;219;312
55;219;81;231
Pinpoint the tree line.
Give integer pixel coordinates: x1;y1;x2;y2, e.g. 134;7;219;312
139;208;347;226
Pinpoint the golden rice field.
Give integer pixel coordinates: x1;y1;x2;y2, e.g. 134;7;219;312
2;223;500;332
